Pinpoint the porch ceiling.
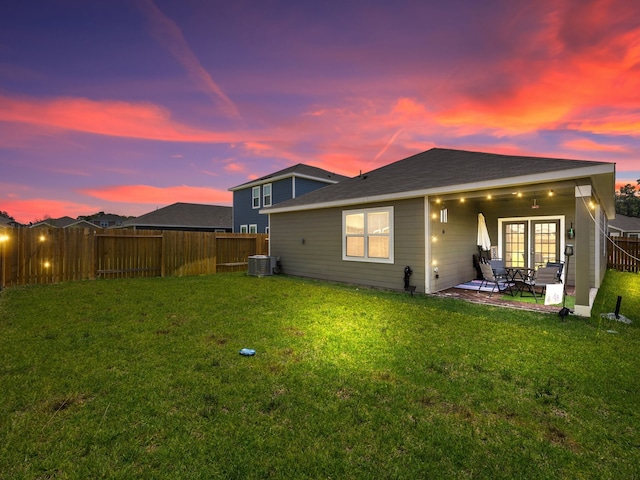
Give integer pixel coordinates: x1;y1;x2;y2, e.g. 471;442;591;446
431;181;576;204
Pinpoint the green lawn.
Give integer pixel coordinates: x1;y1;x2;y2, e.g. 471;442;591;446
1;271;638;479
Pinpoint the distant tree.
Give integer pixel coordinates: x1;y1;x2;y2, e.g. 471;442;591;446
615;180;640;217
77;211;106;221
0;211;15;220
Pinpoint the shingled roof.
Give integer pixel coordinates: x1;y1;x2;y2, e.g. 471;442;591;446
229;163;349;191
609;214;640;233
120;203;232;230
264;148;615;213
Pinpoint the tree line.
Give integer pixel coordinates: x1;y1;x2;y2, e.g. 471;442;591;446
615;180;640;218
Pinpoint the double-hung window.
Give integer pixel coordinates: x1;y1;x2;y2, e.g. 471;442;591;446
342;206;394;263
263;183;272;207
252;186;260;209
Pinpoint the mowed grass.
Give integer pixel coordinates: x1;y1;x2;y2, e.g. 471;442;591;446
0;271;638;479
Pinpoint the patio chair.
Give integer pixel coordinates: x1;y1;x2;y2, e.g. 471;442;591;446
478;262;514;297
520;266;562;302
546;261;564;282
489;259;507;276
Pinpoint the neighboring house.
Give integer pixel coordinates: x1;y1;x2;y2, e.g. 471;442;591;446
88;213;129;228
608;214;640;238
228;163;349;233
263;148;616;317
119;202;232;232
0;216;21;228
30;217;98;229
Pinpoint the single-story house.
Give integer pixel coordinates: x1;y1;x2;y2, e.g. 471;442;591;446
119;203;232;232
608;214;640;238
263;148;616;317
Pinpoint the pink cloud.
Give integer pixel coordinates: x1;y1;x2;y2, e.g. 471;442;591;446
223;162;247;174
562;138;630;153
80;184;232;205
0;94;244;143
0;197;98;225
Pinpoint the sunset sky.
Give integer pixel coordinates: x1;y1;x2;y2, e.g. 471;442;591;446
1;0;639;224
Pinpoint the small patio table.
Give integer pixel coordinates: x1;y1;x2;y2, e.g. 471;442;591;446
505;267;535;296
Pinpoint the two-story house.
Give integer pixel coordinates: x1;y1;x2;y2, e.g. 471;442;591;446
229;164;349;233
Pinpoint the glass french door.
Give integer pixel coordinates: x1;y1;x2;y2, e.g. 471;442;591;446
502;219;560;268
532;220;560;267
504;222;527;267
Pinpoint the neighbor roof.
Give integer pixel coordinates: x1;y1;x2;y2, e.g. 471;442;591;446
120;203;232;229
608;214;640;233
264;148;615;214
0;216;16;228
30;216;96;228
229;163;349;191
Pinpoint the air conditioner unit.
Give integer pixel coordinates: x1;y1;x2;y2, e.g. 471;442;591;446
248;255;276;277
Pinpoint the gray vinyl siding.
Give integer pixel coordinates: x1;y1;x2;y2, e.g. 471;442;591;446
269;198;426;292
428;198;478;291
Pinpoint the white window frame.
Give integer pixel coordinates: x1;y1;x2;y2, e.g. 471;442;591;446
342;206;394;264
249;224;257;234
263;183;272;207
252;186;260;209
497;215;565;268
240;225;248;233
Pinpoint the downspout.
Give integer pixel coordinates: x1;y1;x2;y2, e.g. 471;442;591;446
267;213;271;256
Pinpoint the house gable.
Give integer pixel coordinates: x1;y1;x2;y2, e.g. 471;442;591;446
229;163;349;233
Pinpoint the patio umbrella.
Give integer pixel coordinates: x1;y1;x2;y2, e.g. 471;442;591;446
477;213;491;251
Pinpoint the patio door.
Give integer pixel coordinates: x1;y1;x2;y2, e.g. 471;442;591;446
501;218;561;268
532;220;560;267
503;221;527;267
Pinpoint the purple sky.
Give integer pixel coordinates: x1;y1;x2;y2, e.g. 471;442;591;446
1;0;639;224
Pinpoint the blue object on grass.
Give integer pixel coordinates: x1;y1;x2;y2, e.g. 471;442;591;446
239;348;256;356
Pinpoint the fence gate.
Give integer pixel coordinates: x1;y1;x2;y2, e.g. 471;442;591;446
216;234;264;272
96;234;163;278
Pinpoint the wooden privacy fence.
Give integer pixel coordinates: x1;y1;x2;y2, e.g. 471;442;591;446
607;236;640;273
0;228;268;288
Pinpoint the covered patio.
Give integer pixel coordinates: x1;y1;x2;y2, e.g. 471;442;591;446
433;283;576;315
426;177;609;316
